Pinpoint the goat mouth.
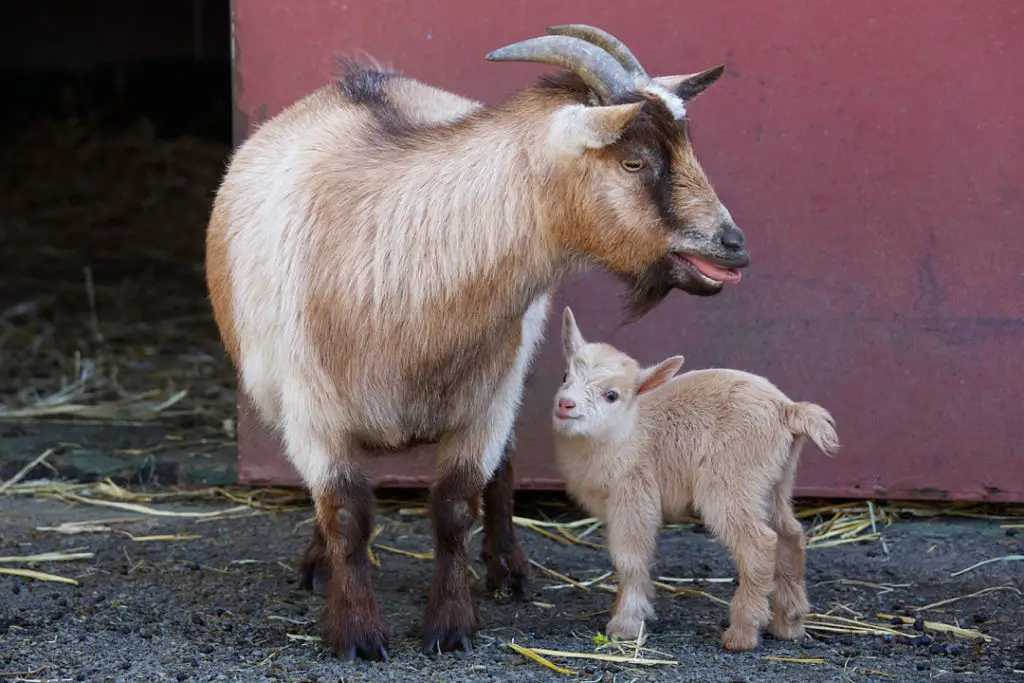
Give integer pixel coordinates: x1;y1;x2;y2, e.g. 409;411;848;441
671;252;742;284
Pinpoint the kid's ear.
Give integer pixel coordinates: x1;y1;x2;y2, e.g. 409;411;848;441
636;355;684;396
562;306;586;357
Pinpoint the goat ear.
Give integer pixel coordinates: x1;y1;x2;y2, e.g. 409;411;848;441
636;355;685;396
562;306;585;357
653;65;725;102
551;101;644;155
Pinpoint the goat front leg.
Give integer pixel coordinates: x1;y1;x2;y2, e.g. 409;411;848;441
423;420;513;654
604;487;661;641
481;442;529;601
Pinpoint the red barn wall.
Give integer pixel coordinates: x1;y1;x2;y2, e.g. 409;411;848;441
231;0;1024;502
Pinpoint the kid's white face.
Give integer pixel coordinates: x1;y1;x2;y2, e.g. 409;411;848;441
554;307;685;439
552;349;637;438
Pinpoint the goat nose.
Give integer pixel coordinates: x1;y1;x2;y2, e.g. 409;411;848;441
720;222;746;252
558;398;576;411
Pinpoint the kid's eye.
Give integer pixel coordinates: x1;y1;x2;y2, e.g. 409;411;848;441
604;390;619;403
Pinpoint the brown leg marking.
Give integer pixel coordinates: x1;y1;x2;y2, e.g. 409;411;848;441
299;524;329;592
423;463;484;654
481;445;529;601
314;471;389;661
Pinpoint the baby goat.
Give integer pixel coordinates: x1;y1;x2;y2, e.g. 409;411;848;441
551;307;840;651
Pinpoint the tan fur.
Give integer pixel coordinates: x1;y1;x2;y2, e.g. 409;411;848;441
552;307;840;651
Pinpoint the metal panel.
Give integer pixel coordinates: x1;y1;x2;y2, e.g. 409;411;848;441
230;0;1024;502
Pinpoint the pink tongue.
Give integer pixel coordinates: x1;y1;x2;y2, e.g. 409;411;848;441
680;254;742;284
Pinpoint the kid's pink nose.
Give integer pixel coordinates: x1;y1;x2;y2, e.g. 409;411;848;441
558;398;576;412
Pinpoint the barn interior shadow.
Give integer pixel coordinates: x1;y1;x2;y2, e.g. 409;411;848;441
0;0;239;483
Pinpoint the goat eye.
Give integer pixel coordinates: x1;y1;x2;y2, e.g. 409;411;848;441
620;159;644;173
604;390;619;403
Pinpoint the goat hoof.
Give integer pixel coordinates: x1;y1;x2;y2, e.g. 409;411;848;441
347;643;389;663
484;545;530;602
341;641;388;663
722;626;760;652
323;607;389;662
300;566;330;593
768;616;806;642
332;634;388;662
422;628;475;656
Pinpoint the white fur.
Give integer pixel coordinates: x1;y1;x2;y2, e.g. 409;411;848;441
469;292;553;479
548;105;629;156
642;82;687;120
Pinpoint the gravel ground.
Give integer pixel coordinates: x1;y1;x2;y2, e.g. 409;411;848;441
1;487;1022;683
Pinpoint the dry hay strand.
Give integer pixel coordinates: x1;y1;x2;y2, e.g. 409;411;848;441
0;448;56;493
6;479;310;525
36;517;145;535
524;646;678;667
0;567;79;585
762;656;828;665
57;492;250;519
0;549;94;564
511;515;608;548
1;115;235;431
876;614;994;643
529;559;591;591
913;585;1022;612
506;642;576;675
802;503;888;549
950;555;1024;577
120;533;201;542
372;543;434;561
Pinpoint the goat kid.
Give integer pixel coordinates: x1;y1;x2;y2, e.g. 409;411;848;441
206;24;750;660
552;307;840;651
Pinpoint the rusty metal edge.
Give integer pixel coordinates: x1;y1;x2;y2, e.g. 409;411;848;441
237;466;1023;503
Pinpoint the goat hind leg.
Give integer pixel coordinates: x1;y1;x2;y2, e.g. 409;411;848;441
768;472;809;641
481;443;529;601
298;524;330;593
311;469;388;661
702;500;777;652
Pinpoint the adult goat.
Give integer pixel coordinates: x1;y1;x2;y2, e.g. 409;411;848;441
205;24;750;660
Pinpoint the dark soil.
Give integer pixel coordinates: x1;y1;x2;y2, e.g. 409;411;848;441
1;479;1022;683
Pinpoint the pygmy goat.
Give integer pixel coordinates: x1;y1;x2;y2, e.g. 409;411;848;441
551;307;840;651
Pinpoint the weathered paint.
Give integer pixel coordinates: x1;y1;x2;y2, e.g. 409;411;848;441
230;0;1024;502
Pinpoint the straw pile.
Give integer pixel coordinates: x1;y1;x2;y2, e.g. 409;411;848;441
0;114;235;428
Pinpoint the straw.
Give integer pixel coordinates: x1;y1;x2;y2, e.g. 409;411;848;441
913;585;1022;612
0;550;94;564
507;642;576;675
58;493;250;519
950;555;1024;577
527;647;677;667
0;448;56;494
763;657;827;664
877;614;995;643
0;567;79;585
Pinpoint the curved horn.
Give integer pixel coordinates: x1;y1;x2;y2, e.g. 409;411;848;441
486;35;634;104
545;24;648;80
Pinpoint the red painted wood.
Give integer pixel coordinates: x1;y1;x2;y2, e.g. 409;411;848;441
230;0;1024;502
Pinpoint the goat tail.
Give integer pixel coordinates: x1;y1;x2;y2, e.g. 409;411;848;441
784;401;840;457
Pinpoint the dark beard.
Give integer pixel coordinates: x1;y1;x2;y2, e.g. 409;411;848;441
619;260;674;325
